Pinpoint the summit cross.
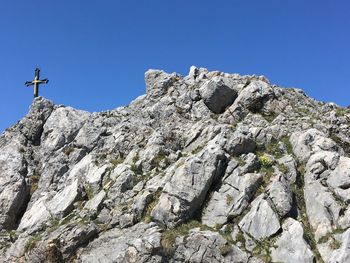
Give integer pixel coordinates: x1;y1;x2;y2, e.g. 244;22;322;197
25;68;49;98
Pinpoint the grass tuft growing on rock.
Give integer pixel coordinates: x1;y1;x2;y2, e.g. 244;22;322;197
151;152;167;169
335;108;348;117
134;172;152;185
47;217;61;233
84;185;94;200
330;238;342;250
63;146;75;156
235;232;246;247
280;136;293;155
277;163;289;174
318;227;347;250
234;156;246;167
252;239;274;263
110;158;124;166
24;233;42;253
30;174;41;195
261;112;277;123
226;194;234;205
329;132;350;157
191;144;205;155
141;190;162;223
161;220;213;255
257;136;293;159
219;244;232;256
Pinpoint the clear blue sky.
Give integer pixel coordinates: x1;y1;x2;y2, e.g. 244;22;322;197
1;0;349;132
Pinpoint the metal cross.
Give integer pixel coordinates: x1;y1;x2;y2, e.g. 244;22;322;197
25;68;49;98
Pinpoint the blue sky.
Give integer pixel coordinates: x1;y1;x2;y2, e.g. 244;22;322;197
1;0;349;132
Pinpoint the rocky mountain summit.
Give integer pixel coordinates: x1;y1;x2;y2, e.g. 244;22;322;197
1;66;350;263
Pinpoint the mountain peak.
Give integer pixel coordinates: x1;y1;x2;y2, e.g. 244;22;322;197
1;67;349;262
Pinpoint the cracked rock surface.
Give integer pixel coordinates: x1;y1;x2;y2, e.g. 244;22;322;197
1;66;350;262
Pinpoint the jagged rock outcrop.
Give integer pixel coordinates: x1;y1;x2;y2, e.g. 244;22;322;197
0;66;350;262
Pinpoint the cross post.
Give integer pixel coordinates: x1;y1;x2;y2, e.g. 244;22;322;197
25;68;49;98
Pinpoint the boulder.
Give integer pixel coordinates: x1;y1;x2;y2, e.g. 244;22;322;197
22;222;98;262
74;119;106;150
48;179;82;218
145;69;179;98
291;129;341;162
230;80;273;112
133;190;154;220
41;106;90;152
17;195;51;232
0;141;29;230
266;175;293;217
17;96;54;142
239;195;280;240
226;127;256;156
271;218;314;263
67;154;108;192
82;190;106;217
277;155;297;183
78;223;162;263
151;142;227;228
329;229;350;263
304;178;341;241
202;171;262;227
173;229;246;263
327;156;350;202
199;77;237;114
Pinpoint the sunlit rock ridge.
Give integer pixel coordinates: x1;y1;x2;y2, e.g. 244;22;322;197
1;66;350;262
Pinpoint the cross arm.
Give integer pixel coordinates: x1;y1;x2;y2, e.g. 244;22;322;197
37;79;49;84
25;81;34;86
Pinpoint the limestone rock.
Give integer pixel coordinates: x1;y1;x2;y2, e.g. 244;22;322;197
0;141;28;230
327;156;350;202
173;229;246;263
304;178;341;240
202;171;262;227
230;80;274;112
329;229;350;263
145;69;179;98
17;195;51;232
199;77;237;114
133;190;154;220
48;179;82;218
266;175;293;217
226;126;256;156
41;106;90;151
77;223;162;263
239;195;280;240
291;129;341;162
151;142;227;228
271;218;314;263
277;155;297;183
1;67;350;262
82;190;106;218
303;150;344;241
16;96;54;142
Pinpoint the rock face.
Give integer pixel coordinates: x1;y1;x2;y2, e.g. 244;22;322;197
1;66;350;262
271;218;314;263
